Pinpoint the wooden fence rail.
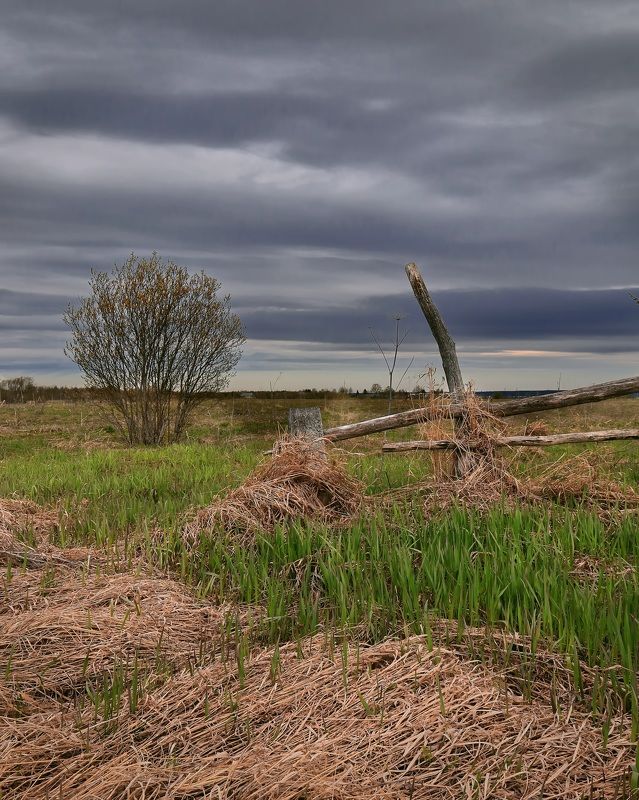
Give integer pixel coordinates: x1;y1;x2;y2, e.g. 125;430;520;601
323;375;639;443
382;429;639;452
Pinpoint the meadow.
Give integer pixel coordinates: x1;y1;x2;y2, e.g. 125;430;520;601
2;394;639;797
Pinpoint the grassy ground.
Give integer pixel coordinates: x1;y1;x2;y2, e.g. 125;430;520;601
0;395;637;529
2;396;639;767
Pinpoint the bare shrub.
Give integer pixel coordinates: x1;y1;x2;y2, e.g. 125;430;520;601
64;253;244;445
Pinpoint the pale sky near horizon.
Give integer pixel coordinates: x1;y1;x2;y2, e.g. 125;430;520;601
1;1;638;391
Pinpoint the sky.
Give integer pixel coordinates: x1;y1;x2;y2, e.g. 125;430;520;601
1;0;638;392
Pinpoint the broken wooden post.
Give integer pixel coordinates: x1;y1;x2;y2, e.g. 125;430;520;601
405;262;475;476
405;263;464;400
288;407;326;454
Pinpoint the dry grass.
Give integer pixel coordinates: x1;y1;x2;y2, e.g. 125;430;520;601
1;567;261;715
523;419;550;436
0;496;95;568
1;515;636;797
183;436;363;544
0;498;66;567
1;632;634;799
409;390;639;515
0;498;59;540
570;553;636;584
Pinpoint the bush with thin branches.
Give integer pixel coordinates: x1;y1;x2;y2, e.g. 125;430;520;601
64;253;244;445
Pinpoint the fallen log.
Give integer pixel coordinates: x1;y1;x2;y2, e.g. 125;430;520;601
324;375;639;442
382;429;639;452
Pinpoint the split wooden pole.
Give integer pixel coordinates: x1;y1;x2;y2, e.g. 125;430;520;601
323;375;639;442
382;429;639;452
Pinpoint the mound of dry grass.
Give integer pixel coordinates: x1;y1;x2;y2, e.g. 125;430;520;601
0;496;98;569
0;498;59;540
1;568;261;714
183;437;363;544
1;634;633;799
0;498;67;567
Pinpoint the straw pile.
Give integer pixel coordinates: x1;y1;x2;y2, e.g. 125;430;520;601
1;633;633;799
0;497;59;540
183;437;362;543
0;498;67;567
1;568;260;714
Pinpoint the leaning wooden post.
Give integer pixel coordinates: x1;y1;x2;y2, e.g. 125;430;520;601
288;407;326;455
404;262;472;476
405;263;465;400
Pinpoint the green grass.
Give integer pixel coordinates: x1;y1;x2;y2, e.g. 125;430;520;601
0;437;435;541
1;396;638;729
149;505;639;713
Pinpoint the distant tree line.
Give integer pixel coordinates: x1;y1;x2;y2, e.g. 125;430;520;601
0;377;86;404
0;382;428;405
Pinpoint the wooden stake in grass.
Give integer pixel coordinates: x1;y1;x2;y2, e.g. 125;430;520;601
405;262;474;476
288;407;326;455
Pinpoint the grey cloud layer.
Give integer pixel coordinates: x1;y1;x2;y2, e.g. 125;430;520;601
1;1;638;385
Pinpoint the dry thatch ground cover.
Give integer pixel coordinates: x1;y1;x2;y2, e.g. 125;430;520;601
1;541;636;798
1;397;639;796
182;436;363;544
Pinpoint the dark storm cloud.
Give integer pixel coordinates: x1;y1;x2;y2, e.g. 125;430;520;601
1;0;638;385
240;288;639;350
0;289;68;317
514;30;639;103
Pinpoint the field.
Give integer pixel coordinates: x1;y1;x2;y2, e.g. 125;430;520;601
2;395;639;798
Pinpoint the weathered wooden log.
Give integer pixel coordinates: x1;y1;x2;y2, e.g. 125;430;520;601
405;262;476;476
405;263;464;398
382;429;639;452
493;375;639;416
288;406;326;454
324;375;639;442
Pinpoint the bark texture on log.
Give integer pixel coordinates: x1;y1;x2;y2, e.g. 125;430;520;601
404;263;464;398
405;262;476;476
492;375;639;416
288;407;326;454
382;429;639;452
324;376;639;442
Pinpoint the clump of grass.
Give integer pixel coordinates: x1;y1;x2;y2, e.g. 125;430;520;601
182;437;363;544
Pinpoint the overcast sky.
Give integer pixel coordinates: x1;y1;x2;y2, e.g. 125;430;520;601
1;0;638;391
